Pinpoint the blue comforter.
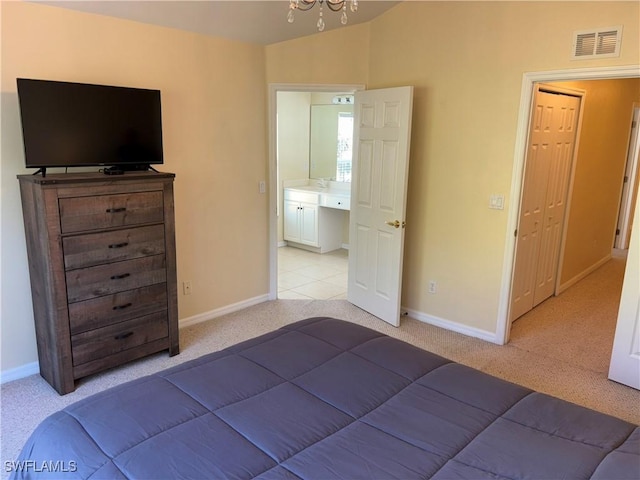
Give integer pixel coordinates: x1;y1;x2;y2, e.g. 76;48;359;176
12;317;640;479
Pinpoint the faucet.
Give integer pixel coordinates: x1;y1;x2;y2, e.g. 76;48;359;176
316;178;328;188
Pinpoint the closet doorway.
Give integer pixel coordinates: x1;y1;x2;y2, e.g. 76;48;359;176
500;66;640;350
510;84;584;322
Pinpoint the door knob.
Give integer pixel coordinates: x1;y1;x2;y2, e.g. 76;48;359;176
385;220;404;229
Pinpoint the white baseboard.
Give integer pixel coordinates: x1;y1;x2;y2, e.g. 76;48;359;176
612;248;627;258
0;361;39;384
1;295;271;384
278;241;287;248
403;307;501;344
179;294;270;328
557;254;611;294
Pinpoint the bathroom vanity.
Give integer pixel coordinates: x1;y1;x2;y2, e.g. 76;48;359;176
284;185;350;253
280;97;354;254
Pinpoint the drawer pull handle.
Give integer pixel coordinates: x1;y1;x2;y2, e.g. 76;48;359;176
106;207;127;213
108;242;129;249
114;331;134;340
113;303;132;311
110;273;131;280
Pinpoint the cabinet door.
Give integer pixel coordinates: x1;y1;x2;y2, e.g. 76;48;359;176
300;204;319;246
284;201;301;243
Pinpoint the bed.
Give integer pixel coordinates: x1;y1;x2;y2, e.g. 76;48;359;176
12;317;640;479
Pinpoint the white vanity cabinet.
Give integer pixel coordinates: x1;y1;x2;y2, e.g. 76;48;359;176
284;187;346;253
321;193;350;211
284;198;319;246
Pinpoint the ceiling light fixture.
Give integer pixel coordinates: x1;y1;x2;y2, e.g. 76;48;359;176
287;0;359;32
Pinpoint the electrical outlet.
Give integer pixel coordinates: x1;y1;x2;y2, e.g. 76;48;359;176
183;281;192;295
428;281;437;294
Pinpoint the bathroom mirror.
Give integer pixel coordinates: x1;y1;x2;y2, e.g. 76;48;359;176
309;104;354;182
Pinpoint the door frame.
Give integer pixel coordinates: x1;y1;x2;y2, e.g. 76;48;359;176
267;83;364;299
615;103;640;250
497;65;640;344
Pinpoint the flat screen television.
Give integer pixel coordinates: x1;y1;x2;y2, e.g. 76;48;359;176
16;78;164;176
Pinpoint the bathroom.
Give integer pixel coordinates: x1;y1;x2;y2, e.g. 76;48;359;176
276;90;354;299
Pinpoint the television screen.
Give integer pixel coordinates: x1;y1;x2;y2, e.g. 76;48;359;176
16;79;164;170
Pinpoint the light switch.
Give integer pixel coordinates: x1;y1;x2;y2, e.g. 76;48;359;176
489;194;505;210
259;181;266;194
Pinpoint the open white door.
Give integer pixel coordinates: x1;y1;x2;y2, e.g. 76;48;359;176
609;193;640;390
347;86;413;326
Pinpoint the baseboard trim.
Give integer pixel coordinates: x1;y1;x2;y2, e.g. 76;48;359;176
557;254;611;294
0;362;40;384
403;307;500;344
179;294;270;329
612;248;627;258
2;297;501;382
0;295;271;384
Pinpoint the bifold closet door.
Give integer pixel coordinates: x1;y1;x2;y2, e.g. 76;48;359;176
511;89;580;322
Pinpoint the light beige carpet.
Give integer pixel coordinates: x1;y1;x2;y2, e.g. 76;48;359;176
510;256;626;375
2;257;638;476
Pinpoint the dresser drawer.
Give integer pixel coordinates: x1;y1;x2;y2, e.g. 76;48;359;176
71;311;168;366
66;255;166;303
68;283;168;335
63;225;165;270
59;191;164;234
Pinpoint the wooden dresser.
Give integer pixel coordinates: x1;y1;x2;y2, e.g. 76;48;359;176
18;172;179;394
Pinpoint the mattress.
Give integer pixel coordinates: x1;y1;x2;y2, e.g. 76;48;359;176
12;317;640;479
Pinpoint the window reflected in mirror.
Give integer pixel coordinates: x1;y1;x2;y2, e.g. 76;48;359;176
337;112;353;182
310;104;354;182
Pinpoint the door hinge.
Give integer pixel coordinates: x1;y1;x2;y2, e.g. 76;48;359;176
616;228;620;235
624;176;629;183
514;229;518;237
633;120;637;129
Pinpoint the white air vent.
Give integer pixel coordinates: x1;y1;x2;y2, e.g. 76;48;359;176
572;26;622;60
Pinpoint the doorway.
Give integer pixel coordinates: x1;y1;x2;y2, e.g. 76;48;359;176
510;84;584;322
499;65;640;346
267;84;363;300
269;84;415;327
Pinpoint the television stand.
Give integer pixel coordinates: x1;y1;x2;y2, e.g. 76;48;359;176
32;168;47;177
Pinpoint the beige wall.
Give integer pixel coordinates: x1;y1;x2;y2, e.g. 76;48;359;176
369;2;638;332
266;23;370;85
556;78;640;285
268;1;639;334
2;1;639;375
1;2;269;372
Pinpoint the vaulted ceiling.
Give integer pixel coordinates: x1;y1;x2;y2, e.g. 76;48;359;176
35;1;401;45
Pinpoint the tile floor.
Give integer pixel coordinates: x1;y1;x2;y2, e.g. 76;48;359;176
277;246;348;300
